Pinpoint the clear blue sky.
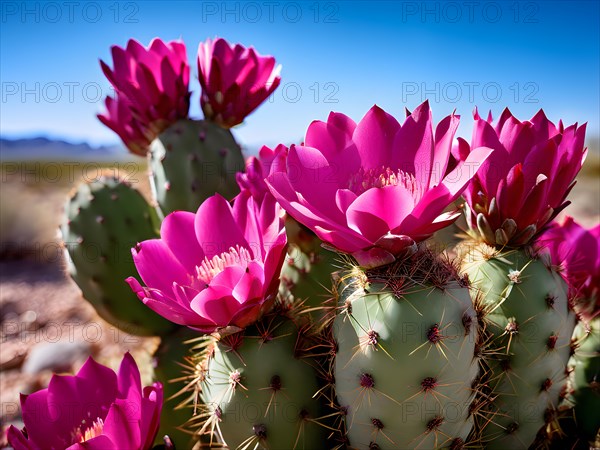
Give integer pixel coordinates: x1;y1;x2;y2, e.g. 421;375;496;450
1;1;599;150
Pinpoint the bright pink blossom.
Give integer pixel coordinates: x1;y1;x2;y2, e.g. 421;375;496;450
197;38;281;128
463;108;587;246
7;353;162;450
236;144;288;202
538;217;600;320
266;101;492;268
126;192;286;333
98;38;191;155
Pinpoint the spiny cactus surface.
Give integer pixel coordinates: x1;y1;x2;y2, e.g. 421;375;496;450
460;243;575;449
333;248;479;450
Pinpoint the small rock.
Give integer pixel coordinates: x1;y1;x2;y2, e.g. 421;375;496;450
22;341;90;375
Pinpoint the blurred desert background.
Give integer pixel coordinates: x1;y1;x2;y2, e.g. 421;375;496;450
1;135;599;445
0;139;161;445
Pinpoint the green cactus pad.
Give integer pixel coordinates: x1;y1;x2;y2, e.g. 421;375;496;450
279;219;339;324
460;243;576;449
571;319;600;445
194;310;326;449
152;327;200;449
334;249;479;450
149;119;245;215
62;176;175;336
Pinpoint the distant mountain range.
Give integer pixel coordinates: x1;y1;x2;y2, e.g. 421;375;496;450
1;134;597;164
0;137;135;162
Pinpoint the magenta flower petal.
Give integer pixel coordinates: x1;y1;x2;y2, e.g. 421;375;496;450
496;164;525;222
347;185;415;241
232;268;264;304
236;145;288;203
132;240;189;294
232;190;263;255
538;217;600;320
392;100;434;176
352;105;400;169
305;112;357;157
161;211;205;273
140;384;163;450
255;195;286;251
127;278;205;326
195;194;248;259
335;189;358;214
102;399;141;449
19;391;66;448
470;112;510;196
7;426;30;450
287;145;343;215
405;211;463;241
262;239;288;295
403;146;494;231
304;114;360;179
522;139;558;189
190;287;244;324
511;175;549;231
431;113;460;187
209;265;246;291
117;353;143;411
497;114;535;164
312;226;370;254
66;435;116;449
8;355;162;450
143;297;205;326
266;173;342;233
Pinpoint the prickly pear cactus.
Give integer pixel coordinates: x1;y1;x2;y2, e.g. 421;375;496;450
460;243;576;449
570;318;600;445
152;327;199;449
62;176;175;336
149;119;245;215
333;248;479;450
192;307;326;448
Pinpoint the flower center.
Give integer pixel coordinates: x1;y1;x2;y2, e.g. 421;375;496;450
195;245;254;286
73;418;104;443
348;166;423;199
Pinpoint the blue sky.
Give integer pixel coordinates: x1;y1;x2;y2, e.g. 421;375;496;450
1;0;599;150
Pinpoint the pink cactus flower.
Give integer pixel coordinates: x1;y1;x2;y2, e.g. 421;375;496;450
197;37;281;128
538;216;600;320
265;101;492;268
463;108;587;246
98;96;155;156
98;38;191;155
7;353;162;450
236;144;288;202
126;192;287;334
